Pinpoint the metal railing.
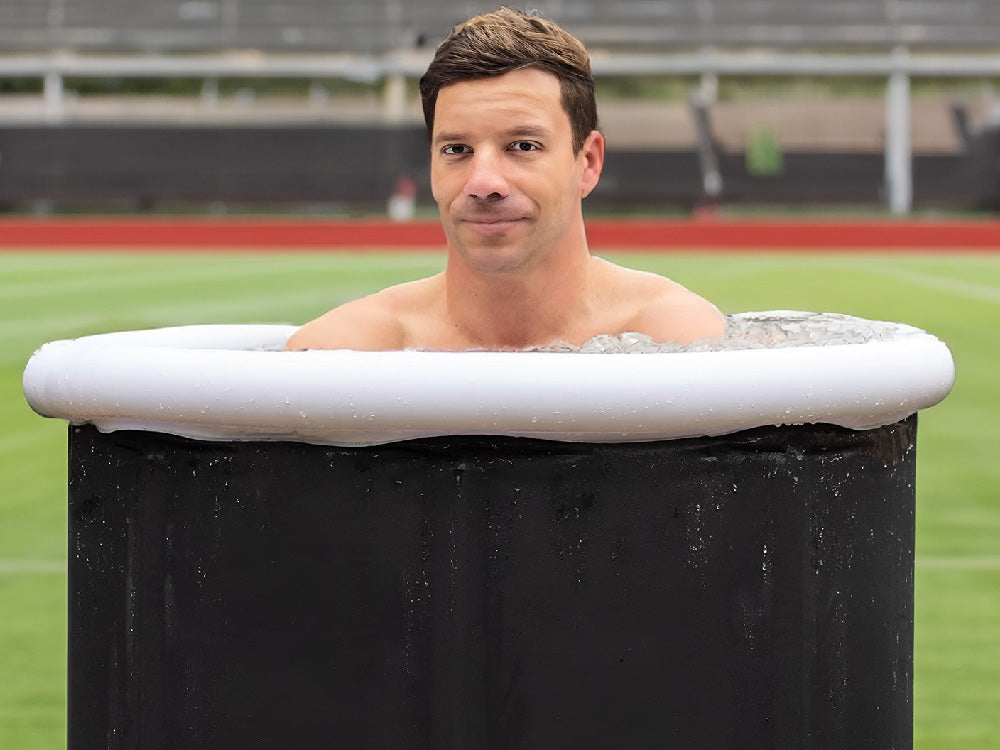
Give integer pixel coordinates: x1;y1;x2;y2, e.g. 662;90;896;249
3;0;1000;53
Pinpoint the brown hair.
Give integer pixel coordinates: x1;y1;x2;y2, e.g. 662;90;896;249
418;7;599;153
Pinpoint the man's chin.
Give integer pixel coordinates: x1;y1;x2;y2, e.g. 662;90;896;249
454;241;535;274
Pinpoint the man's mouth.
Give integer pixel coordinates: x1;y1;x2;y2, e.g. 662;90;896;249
474;218;515;223
460;215;527;228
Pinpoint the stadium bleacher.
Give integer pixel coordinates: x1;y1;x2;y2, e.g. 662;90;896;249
2;0;1000;54
1;1;998;212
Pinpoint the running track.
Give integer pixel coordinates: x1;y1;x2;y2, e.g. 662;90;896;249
1;217;999;251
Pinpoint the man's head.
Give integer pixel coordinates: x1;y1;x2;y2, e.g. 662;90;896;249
419;8;599;154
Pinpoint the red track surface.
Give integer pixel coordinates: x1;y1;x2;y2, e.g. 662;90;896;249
1;216;999;250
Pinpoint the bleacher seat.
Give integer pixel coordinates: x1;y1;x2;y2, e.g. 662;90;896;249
1;0;1000;54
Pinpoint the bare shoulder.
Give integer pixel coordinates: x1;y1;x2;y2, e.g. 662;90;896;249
284;276;440;351
631;284;727;344
595;259;726;345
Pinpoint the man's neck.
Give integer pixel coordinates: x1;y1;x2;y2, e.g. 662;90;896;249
444;250;594;350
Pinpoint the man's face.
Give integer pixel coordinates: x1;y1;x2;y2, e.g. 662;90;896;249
430;68;603;274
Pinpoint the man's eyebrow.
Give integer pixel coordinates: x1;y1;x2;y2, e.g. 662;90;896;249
504;124;551;138
432;125;554;146
432;132;467;146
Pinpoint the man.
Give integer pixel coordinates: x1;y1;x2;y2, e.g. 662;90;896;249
285;8;724;351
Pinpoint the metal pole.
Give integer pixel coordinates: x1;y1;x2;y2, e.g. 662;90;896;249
885;47;912;215
689;87;722;202
43;70;63;123
382;72;407;123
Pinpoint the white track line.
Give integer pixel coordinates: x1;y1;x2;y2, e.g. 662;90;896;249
873;267;1000;304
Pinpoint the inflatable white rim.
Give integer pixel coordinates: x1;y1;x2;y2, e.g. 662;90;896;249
23;314;955;446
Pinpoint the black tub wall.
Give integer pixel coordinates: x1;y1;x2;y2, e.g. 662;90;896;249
67;419;916;749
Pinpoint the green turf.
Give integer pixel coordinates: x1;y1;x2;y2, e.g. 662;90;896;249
1;249;997;748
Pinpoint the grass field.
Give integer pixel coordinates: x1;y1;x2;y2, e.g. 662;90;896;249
1;248;998;748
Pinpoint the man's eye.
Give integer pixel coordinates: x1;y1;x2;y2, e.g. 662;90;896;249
442;144;471;155
509;141;540;152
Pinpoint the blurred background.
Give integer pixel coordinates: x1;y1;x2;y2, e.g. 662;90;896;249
1;0;999;217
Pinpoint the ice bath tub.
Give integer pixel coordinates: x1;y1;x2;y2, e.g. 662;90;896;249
24;312;954;749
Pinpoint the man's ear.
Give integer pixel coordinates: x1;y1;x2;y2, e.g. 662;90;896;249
579;130;605;198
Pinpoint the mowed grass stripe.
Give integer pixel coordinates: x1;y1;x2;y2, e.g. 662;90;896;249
2;255;368;313
4;287;368;358
0;425;65;465
0;560;66;575
3;252;445;349
0;257;322;302
1;251;443;303
0;444;67;559
917;556;1000;570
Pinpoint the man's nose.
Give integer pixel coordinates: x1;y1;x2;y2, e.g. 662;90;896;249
464;151;510;201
